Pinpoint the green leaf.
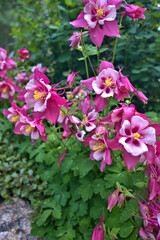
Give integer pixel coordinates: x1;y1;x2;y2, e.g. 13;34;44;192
78;178;94;201
52;204;62;219
35;151;46;163
37;209;52;226
134;182;145;188
119;221;134;238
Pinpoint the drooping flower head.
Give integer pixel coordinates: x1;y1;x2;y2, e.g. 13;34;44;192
91;214;104;240
120;2;146;21
69;32;82;50
18;48;30;62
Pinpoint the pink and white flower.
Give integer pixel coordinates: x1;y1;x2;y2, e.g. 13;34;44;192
81;109;99;132
92;68;118;98
89;133;121;171
0;79;16;102
70;0;122;46
3;101;29;125
23;68;67;124
0;48;16;78
15;71;28;85
119;116;156;170
14;115;47;144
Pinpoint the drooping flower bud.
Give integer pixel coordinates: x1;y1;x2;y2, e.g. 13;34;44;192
108;188;119;211
91;214;104;240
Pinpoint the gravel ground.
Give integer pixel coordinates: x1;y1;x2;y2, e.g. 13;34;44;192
0;198;41;240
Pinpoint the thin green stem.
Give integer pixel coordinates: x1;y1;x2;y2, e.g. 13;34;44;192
81;44;89;78
111;151;123;168
81;35;96;77
96;46;100;74
112;37;118;65
112;16;123;65
125;200;139;229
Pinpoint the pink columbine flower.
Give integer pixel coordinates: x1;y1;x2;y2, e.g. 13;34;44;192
134;90;148;104
66;71;79;88
3;101;29;125
120;2;146;21
31;63;50;73
92;68;118;98
14;115;47;144
70;0;122;46
91;214;104;240
18;48;30;62
0;48;17;78
23;68;67;124
0;79;16;102
81;109;99;132
129;195;160;239
119;115;156;170
15;71;28;84
89;133;121;171
108;188;120;211
69;32;82;50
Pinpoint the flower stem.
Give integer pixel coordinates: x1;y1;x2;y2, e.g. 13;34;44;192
112;16;123;65
112;37;118;65
81;34;96;77
96;46;100;74
125;200;139;229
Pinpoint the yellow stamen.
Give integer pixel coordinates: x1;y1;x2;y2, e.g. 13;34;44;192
96;7;105;17
11;115;20;122
33;90;45;101
82;114;88;125
133;132;141;140
25;125;34;133
2;86;9;93
104;77;113;87
93;143;105;152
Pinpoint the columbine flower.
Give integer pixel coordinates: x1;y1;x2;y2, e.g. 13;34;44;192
0;79;16;102
66;71;79;88
23;68;67;124
81;109;99;132
119;115;156;170
31;63;49;73
91;214;104;240
0;48;16;78
108;188;120;211
18;48;30;62
89;133;121;171
69;32;82;50
92;68;118;98
70;0;122;46
15;71;28;84
3;101;29;125
14;115;47;144
120;2;146;21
